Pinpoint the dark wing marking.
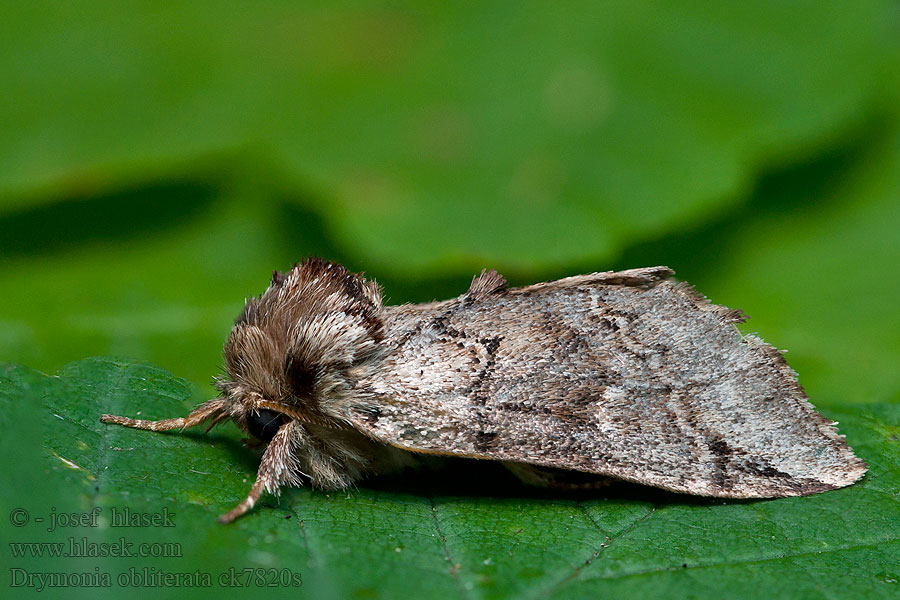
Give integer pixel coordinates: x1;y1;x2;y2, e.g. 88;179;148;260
348;267;866;498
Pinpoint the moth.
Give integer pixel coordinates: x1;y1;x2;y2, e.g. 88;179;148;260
101;258;866;523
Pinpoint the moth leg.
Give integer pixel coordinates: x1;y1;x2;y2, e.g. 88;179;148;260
218;419;306;524
240;437;267;450
504;462;614;490
100;397;229;432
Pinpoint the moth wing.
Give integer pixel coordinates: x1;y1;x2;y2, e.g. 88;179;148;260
348;267;866;498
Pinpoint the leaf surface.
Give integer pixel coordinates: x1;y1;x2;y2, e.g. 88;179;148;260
3;357;898;599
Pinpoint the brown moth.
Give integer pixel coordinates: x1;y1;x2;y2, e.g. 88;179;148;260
101;258;866;523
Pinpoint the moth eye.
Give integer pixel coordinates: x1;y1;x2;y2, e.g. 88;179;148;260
246;408;288;442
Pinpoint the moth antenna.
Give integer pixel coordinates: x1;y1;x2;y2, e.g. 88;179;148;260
100;397;229;432
204;412;231;433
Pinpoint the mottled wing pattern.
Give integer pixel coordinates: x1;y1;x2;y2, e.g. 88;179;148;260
348;268;866;498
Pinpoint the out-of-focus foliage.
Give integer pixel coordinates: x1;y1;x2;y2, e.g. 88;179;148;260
2;2;897;270
1;1;897;404
1;2;899;598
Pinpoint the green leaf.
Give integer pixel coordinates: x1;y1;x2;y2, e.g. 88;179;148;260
5;357;899;599
2;1;898;271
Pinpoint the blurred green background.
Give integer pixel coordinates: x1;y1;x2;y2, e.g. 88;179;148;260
1;1;899;407
2;2;900;598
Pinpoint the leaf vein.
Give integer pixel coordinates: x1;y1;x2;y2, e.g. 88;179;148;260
587;538;900;583
429;497;475;600
533;505;658;599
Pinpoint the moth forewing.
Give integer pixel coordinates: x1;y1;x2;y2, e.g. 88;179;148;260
346;268;866;498
100;258;866;523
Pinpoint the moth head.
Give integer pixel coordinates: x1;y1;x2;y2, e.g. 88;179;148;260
217;258;384;438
